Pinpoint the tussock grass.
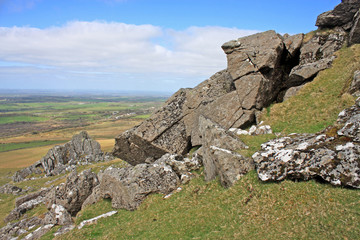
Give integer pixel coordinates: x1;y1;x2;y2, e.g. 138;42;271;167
43;171;360;240
262;44;360;134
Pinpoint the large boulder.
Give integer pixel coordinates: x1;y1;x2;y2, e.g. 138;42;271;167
221;30;284;81
41;131;103;175
43;204;73;226
113;70;236;164
253;98;360;188
45;169;99;216
113;31;293;165
316;0;360;30
198;115;253;188
349;70;360;95
350;10;360;45
12;131;108;182
95;162;179;210
285;32;346;87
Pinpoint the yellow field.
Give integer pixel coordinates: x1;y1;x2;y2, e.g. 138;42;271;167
0;118;141;169
0;145;59;168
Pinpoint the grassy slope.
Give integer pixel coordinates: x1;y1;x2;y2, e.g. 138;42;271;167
46;171;360;240
38;44;360;240
261;44;360;133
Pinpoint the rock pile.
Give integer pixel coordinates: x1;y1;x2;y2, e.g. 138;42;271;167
0;183;23;195
12;131;113;182
84;153;201;210
112;0;358;189
253;98;360;188
316;0;360;45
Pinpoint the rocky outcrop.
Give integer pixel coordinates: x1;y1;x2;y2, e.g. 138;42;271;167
316;0;360;31
316;0;360;45
350;10;360;44
13;131;112;182
12;161;43;182
45;169;99;216
0;183;23;195
113;18;350;166
4;188;51;223
82;153;200;210
0;217;42;240
253;98;360;188
43;204;73;226
349;70;360;95
287;32;346;88
23;224;54;240
105;160;180;210
40;131;104;175
113;30;300;165
95;162;179;210
197;115;253;188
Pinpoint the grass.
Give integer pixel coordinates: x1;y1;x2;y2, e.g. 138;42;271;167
0;115;49;124
42;170;360;240
261;44;360;134
0;140;66;153
131;114;151;119
238;134;276;158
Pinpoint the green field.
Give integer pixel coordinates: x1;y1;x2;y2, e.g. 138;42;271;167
0;96;165;122
0;140;66;153
0;94;166;138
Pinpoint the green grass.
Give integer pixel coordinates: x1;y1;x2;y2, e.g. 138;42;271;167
0;115;49;124
0;140;66;153
131;114;151;119
42;171;360;240
261;44;360;134
238;134;276;158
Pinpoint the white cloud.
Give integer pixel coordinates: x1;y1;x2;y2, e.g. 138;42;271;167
0;21;258;91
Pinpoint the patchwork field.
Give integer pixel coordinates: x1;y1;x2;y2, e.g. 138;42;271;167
0;93;166;171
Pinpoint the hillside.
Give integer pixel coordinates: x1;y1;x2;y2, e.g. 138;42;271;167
1;1;360;240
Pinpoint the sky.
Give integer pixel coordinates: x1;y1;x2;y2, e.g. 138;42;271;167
0;0;340;93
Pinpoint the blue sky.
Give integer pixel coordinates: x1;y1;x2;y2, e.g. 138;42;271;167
0;0;340;93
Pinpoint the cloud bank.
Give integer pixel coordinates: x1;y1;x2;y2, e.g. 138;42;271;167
0;21;258;92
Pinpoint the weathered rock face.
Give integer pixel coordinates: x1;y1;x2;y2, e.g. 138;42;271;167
287;32;346;88
41;131;103;175
316;0;360;30
13;131;111;182
112;2;356;184
0;217;42;240
95;162;180;210
253;98;360;188
350;10;360;44
222;30;284;81
12;161;43;182
113;70;236;164
4;188;51;223
349;70;360;95
0;183;23;195
113;31;301;165
198;115;253;188
45;169;99;216
43;204;73;226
